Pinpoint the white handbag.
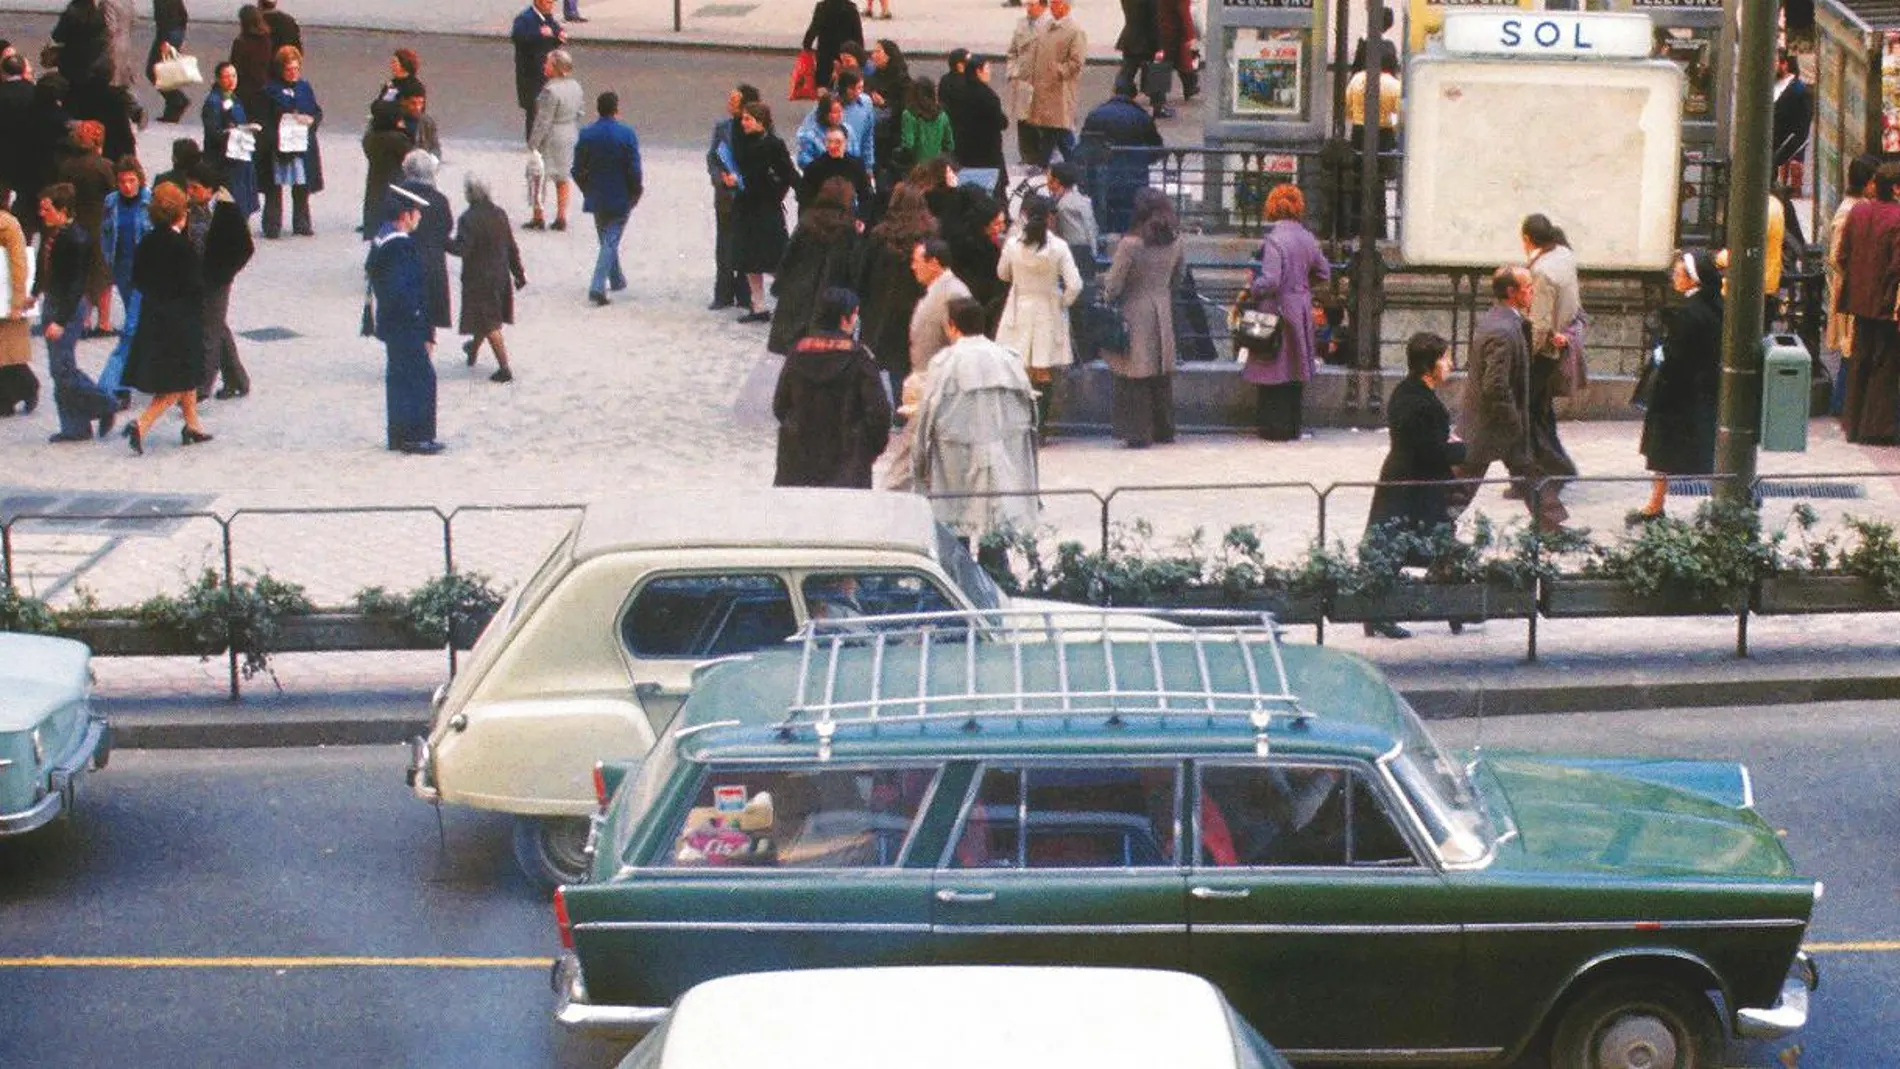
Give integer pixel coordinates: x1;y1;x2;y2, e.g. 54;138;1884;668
153;45;203;91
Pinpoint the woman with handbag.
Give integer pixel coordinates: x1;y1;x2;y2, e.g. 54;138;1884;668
1101;187;1185;448
147;0;192;124
996;194;1082;438
800;0;862;94
1240;183;1329;441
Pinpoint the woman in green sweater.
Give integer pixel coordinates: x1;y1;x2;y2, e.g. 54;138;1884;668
898;77;954;168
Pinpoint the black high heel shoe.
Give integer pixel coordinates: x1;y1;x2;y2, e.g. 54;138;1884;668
181;427;214;445
125;423;143;455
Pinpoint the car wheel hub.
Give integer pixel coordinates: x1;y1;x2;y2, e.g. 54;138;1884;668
541;817;592;875
1596;1014;1678;1069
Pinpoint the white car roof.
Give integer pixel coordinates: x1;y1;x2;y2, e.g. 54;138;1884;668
647;966;1241;1069
0;632;91;732
573;490;939;562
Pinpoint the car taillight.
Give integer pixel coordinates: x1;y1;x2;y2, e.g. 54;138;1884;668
553;886;573;950
593;763;609;812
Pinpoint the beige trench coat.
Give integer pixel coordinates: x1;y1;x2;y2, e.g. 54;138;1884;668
996;235;1082;371
1005;13;1046;123
0;210;29;369
1027;18;1087;130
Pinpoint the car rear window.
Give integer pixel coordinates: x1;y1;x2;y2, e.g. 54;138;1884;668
621;574;797;658
665;766;940;869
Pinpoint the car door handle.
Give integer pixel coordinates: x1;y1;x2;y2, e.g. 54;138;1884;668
1191;886;1251;900
633;681;662;700
935;889;997;904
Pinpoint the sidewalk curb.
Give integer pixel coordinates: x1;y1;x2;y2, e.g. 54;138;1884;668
98;668;1900;749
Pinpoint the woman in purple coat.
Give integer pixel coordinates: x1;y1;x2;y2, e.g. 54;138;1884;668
1240;184;1330;441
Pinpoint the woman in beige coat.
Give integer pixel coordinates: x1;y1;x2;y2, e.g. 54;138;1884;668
1102;188;1185;448
0;194;37;415
526;50;584;231
996;195;1082;435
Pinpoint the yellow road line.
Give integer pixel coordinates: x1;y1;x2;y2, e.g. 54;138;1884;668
1804;940;1900;954
0;956;554;969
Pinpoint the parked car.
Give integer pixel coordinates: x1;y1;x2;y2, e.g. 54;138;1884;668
553;610;1819;1068
407;489;1080;889
0;633;110;836
614;966;1293;1069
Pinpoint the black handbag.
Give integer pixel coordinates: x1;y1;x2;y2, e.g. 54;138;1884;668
1141;60;1175;101
1630;343;1662;409
1085;298;1130;354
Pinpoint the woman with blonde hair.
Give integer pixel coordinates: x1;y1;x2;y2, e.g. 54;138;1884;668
526;49;583;231
121;182;212;452
1240;183;1330;441
260;44;323;238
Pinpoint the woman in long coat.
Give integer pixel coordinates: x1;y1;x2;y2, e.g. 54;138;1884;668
228;4;274;121
1521;212;1579;478
731;102;798;320
448;175;527;382
855;182;936;397
526;50;583;231
259;44;324;239
360;102;411;236
57;121;118;335
768;178;862;356
1102;188;1186;449
0;196;37;416
1366;332;1465;557
800;0;863;91
122;183;211;452
1241;183;1330;441
996;194;1082;432
202;61;260;218
1636;250;1723;519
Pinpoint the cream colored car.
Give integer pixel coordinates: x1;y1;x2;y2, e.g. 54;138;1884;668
407;489;1018;889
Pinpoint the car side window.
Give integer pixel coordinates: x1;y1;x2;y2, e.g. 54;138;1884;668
952;764;1178;869
1198;764;1418;868
801;571;959;623
621;574;798;659
666;766;939;869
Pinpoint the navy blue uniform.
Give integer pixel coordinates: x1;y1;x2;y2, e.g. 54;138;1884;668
367;226;437;450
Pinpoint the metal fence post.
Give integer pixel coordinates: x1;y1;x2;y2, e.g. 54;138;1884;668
221;516;239;701
442;510;457;678
1314;485;1329;647
2;518;12;589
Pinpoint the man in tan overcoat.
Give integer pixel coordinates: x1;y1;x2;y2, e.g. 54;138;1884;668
1026;0;1087;166
1006;0;1050;170
0;192;36;415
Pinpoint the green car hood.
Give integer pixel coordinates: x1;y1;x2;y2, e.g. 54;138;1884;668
1480;754;1795;879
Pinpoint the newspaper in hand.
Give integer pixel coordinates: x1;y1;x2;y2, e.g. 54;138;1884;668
277;118;310;155
226;126;257;162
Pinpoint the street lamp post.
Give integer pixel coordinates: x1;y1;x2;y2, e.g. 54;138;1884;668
1713;0;1777;505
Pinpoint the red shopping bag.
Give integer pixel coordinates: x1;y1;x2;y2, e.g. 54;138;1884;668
789;49;819;101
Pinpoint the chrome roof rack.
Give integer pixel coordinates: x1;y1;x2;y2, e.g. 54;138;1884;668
770;607;1313;760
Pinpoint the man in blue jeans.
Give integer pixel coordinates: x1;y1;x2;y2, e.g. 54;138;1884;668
572;90;643;306
34;184;116;443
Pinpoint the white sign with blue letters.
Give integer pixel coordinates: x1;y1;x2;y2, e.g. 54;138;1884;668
1440;11;1655;60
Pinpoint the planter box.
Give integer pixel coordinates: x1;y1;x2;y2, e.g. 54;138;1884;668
1329;582;1536;623
1144;590;1325;625
60;612;472;657
1754;575;1900;615
63;618;202;657
1540;579;1743;619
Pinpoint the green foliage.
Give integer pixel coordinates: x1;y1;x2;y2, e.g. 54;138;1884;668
353;571;508;644
135;568;315;681
0;584;60;634
1837;516;1900;602
1585;501;1772;604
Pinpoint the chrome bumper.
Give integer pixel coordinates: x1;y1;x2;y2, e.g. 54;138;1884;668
405;735;438;802
1736;951;1818;1039
550;952;668;1032
0;714;110;836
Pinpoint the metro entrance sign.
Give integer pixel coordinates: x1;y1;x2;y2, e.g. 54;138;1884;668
1440;11;1656;59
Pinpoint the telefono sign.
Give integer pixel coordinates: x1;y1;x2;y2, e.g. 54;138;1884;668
1440;11;1655;59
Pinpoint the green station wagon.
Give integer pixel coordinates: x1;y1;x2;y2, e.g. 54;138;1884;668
0;633;110;836
551;611;1819;1068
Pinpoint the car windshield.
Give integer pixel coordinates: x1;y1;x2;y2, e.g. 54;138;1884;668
934;523;1004;611
1386;698;1491;865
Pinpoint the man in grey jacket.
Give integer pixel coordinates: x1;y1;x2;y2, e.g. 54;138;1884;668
908;237;973;376
1455;265;1568;532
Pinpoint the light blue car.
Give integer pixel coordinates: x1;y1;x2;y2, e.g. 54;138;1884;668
0;633;110;836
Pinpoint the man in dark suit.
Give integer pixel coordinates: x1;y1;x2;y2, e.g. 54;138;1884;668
1455;265;1567;532
1772;49;1811;190
511;0;565;143
1113;0;1166;118
1079;89;1161;233
0;53;36;221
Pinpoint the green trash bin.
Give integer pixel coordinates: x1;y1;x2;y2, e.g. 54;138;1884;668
1760;334;1810;453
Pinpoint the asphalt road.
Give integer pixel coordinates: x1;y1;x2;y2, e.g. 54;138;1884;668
1;701;1893;1068
1;16;1127;152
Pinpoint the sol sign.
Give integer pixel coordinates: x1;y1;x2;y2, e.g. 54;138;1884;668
1440;11;1655;59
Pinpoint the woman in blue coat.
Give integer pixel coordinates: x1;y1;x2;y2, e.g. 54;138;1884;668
367;186;442;454
1240;183;1330;441
202;61;260;218
260;45;323;238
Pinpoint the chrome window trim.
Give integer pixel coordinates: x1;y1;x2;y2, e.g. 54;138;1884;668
575;920;933;934
1275;1047;1504;1065
930;923;1185;936
1464;917;1809;934
1195;923;1461;936
1376;750;1497;872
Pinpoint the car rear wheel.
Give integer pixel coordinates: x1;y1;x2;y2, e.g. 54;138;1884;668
513;815;592;891
1550;978;1722;1069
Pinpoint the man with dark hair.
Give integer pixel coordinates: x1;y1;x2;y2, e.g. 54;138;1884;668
1837;160;1900;444
511;0;565;142
259;0;303;54
397;82;441;159
184;162;256;399
1771;49;1811;191
706;83;759;310
913;295;1040;537
1456;265;1566;532
32;183;116;442
1080;87;1162;232
836;70;875;168
0;53;35;221
908;237;972;373
572;89;643;305
1350;7;1396;73
772;286;891;488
